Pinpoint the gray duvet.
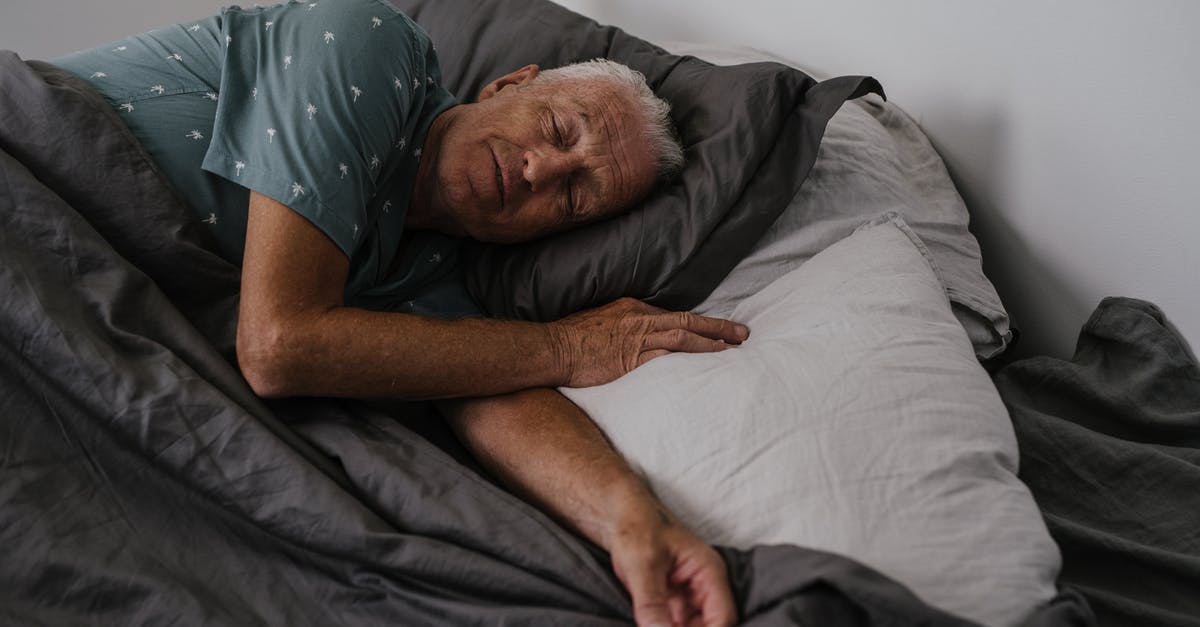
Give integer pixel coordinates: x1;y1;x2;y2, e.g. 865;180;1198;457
997;297;1200;627
0;52;1090;626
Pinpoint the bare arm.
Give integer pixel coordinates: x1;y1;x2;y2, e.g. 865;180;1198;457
238;192;747;400
237;192;565;398
440;389;736;627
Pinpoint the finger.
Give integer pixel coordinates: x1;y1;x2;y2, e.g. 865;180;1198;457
636;348;672;368
622;555;674;627
643;329;735;355
652;312;749;345
668;590;700;626
698;581;736;627
691;565;737;627
667;554;736;627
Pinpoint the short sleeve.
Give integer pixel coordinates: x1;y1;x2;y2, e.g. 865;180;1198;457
201;0;428;258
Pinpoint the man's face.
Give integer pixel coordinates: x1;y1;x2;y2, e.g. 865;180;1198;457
418;71;659;243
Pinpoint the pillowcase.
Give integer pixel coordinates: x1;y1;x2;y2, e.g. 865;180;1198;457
667;42;1014;359
559;214;1060;627
390;0;881;320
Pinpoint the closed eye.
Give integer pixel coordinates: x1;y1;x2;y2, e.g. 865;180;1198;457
552;115;567;148
551;115;578;214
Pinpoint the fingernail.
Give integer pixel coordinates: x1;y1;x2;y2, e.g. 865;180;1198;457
737;325;750;340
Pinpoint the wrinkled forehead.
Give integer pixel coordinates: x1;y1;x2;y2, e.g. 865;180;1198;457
544;77;643;126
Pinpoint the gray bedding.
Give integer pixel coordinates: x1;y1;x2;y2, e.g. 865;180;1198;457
996;297;1200;627
0;51;1093;626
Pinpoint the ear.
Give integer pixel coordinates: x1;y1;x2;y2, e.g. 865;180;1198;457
477;64;540;101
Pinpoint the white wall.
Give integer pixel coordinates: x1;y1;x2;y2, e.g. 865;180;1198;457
2;1;230;60
3;1;1196;358
556;0;1200;359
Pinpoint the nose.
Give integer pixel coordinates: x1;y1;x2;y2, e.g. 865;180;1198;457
522;148;579;192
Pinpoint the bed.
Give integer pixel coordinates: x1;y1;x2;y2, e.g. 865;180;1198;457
2;0;1197;625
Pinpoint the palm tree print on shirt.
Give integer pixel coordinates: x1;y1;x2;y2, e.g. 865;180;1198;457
235;161;246;176
306;103;318;120
339;163;349;179
351;85;362;102
371;17;382;28
284;55;293;69
323;31;335;44
118;103;134;113
267;128;277;143
291;182;305;198
150;84;165;95
187;130;204;140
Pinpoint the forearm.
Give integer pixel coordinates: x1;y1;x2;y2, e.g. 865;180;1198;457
239;306;566;400
237;191;747;401
439;387;668;550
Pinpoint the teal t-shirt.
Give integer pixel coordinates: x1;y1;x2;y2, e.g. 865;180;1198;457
54;0;478;317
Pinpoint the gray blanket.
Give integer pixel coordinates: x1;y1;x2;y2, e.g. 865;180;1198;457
996;297;1200;627
0;52;1089;626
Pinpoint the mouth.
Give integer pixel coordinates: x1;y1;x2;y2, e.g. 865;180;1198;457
492;149;505;210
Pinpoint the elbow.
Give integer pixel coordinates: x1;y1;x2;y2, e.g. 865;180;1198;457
236;319;298;399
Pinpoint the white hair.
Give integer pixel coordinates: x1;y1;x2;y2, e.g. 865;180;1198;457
533;58;685;181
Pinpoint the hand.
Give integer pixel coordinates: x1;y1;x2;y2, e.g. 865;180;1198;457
550;297;749;388
610;516;737;627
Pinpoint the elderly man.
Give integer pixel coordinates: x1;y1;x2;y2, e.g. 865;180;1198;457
55;2;745;625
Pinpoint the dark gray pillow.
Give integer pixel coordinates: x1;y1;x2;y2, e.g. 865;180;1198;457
392;0;882;320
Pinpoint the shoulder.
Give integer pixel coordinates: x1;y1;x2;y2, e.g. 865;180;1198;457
220;0;430;45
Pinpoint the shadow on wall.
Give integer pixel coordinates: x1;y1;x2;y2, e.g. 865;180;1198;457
919;103;1093;361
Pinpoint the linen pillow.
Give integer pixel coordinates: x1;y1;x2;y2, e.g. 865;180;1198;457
559;214;1060;627
668;42;1014;359
390;0;881;320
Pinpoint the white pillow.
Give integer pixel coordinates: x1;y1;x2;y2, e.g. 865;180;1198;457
560;215;1059;627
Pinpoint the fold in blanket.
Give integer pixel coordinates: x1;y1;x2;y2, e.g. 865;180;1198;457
0;50;1090;626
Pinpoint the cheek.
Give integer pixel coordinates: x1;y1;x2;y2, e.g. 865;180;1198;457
515;199;569;237
438;160;473;209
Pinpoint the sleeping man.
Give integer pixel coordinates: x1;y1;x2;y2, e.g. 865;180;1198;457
53;1;744;625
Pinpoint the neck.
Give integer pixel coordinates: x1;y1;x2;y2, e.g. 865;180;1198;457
406;105;461;234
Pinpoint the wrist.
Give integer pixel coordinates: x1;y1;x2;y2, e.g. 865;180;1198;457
600;482;674;550
542;320;574;388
